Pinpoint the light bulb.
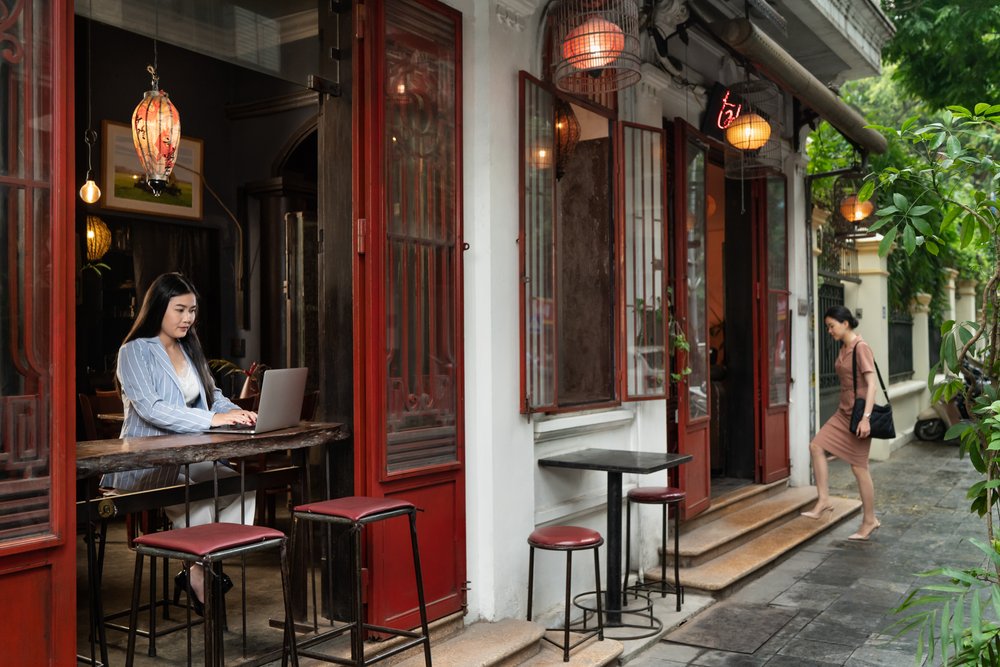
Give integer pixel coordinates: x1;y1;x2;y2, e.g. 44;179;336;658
79;178;101;204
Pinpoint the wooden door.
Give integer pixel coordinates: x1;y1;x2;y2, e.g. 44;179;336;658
354;0;466;628
755;176;791;482
672;125;711;517
0;0;77;663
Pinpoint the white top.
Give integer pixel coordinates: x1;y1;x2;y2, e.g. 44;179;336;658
177;363;201;406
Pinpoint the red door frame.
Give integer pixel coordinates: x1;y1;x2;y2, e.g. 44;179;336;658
671;121;711;518
0;1;77;663
353;0;467;628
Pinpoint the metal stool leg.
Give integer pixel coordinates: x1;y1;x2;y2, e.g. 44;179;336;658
124;553;145;667
673;501;682;611
408;510;432;666
526;546;535;621
280;540;299;667
351;524;365;666
563;551;572;662
660;504;667;598
592;545;604;641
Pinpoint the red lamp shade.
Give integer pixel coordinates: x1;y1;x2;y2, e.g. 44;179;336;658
840;195;874;223
561;16;625;70
725;112;771;151
132;81;181;197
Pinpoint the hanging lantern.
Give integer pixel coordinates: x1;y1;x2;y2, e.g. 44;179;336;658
79;177;101;204
839;194;874;223
551;0;641;96
725;112;771;151
723;79;783;180
554;98;581;180
85;215;111;261
131;65;180;196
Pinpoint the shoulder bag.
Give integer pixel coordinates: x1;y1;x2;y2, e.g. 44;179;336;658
850;343;895;439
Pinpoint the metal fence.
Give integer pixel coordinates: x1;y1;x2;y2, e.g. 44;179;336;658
888;313;914;383
818;282;844;390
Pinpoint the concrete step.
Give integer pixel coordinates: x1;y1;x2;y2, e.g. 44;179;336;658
643;495;861;593
517;633;623;666
393;618;544;667
667;486;820;567
678;479;790;534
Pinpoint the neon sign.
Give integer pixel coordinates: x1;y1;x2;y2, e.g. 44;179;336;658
716;89;742;130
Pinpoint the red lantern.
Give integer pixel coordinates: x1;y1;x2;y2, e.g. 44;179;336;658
561;16;625;70
839;195;874;223
131;67;181;196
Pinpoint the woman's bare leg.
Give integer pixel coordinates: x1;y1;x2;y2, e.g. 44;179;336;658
848;464;879;538
805;440;831;514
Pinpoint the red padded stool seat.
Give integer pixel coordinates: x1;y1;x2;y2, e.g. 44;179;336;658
623;486;686;612
526;525;605;662
529;526;603;549
125;522;297;667
290;495;431;666
627;487;685;504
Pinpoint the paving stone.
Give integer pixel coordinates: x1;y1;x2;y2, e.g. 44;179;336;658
777;637;855;664
770;581;844;612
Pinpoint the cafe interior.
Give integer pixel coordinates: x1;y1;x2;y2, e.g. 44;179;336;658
73;2;371;664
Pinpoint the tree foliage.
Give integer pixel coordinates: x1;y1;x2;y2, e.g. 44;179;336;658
867;104;1000;665
882;0;1000;111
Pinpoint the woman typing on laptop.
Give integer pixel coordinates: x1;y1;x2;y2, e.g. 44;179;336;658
101;272;257;613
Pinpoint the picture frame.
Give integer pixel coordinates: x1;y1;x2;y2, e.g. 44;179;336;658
101;120;204;220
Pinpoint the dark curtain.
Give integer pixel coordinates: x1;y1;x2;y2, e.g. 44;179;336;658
131;223;221;357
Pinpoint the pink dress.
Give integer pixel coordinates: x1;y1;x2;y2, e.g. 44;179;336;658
813;336;875;468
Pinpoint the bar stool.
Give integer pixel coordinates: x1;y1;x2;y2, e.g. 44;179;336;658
526;526;605;662
290;496;431;666
124;523;298;667
622;486;685;611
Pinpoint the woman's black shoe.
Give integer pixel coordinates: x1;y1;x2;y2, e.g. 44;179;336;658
173;570;204;617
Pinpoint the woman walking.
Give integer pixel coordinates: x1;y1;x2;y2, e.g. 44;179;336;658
801;305;881;541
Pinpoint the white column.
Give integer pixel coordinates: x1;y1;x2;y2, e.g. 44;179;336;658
957;279;978;325
943;268;959;322
846;236;889;374
910;292;931;383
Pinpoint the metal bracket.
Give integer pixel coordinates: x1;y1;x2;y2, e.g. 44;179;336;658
308;75;342;98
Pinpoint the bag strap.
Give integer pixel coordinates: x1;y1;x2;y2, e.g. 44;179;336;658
852;342;891;406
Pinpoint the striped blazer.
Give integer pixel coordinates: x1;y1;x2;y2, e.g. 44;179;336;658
101;336;240;491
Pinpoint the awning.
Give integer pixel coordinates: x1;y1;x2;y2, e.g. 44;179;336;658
710;18;888;155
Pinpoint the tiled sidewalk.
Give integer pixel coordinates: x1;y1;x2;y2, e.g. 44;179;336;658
632;440;983;666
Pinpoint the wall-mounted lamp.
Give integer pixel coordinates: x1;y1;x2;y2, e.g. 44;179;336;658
833;170;874;228
839;195;874;223
85;215;111;261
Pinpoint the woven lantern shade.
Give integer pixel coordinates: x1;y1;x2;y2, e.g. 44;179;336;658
85;215;111;261
554;98;581;179
551;0;641;96
724;79;783;180
132;66;181;196
832;170;875;238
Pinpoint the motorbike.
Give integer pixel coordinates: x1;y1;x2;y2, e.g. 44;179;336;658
914;358;984;442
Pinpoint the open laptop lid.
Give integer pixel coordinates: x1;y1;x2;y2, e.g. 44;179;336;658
211;367;308;434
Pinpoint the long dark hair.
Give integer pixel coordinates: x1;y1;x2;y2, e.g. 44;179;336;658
823;305;859;329
123;272;218;408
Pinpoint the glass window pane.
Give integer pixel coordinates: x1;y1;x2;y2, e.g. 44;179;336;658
0;0;54;544
767;177;789;406
521;79;555;410
685;142;709;420
622;125;666;398
384;0;459;472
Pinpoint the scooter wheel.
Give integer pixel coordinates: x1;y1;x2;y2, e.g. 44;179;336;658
915;419;946;441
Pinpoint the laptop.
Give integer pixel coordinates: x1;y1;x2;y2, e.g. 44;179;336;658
209;367;308;435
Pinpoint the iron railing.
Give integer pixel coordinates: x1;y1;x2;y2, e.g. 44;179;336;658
818;281;844;390
888;313;914;383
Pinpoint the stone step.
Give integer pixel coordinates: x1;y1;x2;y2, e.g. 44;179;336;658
679;479;790;534
393;618;544;667
667;486;820;568
516;633;623;666
643;496;861;593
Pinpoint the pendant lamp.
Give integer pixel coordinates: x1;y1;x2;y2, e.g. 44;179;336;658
79;0;100;203
723;79;783;180
85;215;112;261
832;170;875;238
551;0;641;96
131;64;180;196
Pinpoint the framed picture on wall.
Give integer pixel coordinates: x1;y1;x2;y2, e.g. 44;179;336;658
101;120;204;220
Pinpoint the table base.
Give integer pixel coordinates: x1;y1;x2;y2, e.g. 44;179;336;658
572;590;663;641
